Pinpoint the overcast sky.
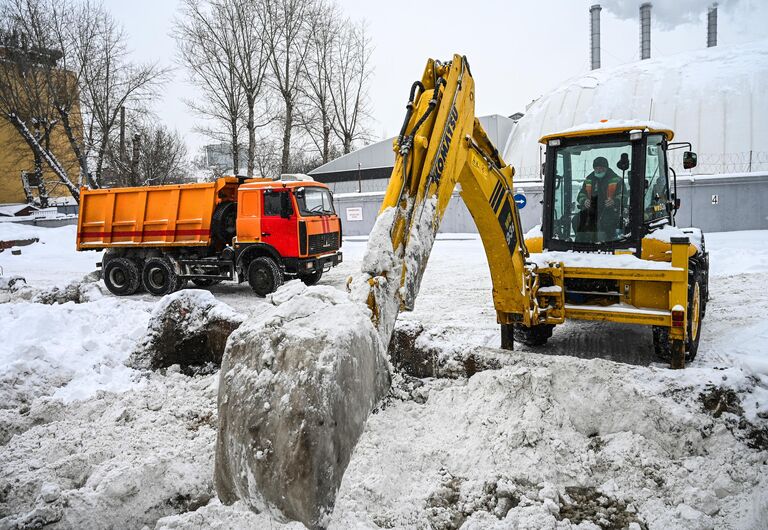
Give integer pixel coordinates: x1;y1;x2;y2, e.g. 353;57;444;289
103;0;768;156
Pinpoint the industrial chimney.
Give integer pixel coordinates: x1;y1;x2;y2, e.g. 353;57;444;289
640;2;652;60
590;4;602;70
707;3;718;47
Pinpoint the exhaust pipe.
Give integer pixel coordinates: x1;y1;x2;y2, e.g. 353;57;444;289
640;2;652;60
590;4;602;70
707;3;718;47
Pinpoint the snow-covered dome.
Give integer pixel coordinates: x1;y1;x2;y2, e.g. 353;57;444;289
504;40;768;179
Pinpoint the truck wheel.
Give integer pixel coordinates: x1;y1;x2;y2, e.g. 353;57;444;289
299;269;323;286
248;256;283;296
142;257;183;296
212;202;237;244
513;323;554;346
103;258;141;296
247;257;283;296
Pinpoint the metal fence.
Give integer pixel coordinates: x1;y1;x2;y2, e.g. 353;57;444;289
334;171;768;236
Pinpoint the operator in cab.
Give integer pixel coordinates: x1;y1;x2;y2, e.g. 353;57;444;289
575;156;628;242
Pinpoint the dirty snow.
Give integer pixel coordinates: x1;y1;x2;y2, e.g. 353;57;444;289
1;223;768;529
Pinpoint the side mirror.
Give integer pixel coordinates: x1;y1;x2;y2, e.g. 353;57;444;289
683;151;697;169
280;192;292;218
617;153;630;171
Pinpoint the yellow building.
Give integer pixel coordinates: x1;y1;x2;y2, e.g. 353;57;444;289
0;117;80;204
0;44;81;205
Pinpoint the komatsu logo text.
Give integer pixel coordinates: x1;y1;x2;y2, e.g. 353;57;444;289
432;105;459;183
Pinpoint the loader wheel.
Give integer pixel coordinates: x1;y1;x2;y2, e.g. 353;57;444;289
299;269;323;286
247;257;283;297
103;258;141;296
653;269;704;364
142;257;183;296
513;323;554;346
686;271;703;362
212;202;237;244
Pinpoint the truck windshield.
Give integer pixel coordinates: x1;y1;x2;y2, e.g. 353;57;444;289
551;140;633;245
297;187;335;216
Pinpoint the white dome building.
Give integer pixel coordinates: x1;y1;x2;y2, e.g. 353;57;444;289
504;40;768;180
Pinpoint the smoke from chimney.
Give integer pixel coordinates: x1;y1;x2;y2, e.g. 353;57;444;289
707;3;718;47
590;4;602;70
640;2;652;60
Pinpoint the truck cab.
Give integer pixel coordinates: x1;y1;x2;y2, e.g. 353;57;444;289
234;177;342;294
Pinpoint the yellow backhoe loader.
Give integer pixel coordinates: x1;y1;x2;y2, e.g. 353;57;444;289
357;54;707;369
214;54;711;527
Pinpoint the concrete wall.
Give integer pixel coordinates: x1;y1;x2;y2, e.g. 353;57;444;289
334;172;768;236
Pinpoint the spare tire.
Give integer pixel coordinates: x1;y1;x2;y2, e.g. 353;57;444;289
212;202;237;244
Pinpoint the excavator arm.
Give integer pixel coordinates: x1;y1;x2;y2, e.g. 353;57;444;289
351;55;542;348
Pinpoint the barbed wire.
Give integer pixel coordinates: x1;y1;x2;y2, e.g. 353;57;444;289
513;151;768;181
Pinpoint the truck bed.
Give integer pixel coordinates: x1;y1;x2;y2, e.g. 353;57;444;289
76;179;236;250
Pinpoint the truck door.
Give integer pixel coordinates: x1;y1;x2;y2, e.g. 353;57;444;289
260;189;298;258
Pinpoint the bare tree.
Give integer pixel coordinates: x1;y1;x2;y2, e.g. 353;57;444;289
72;3;168;186
259;0;318;174
329;18;372;154
0;0;169;202
0;0;81;202
174;0;246;175
302;1;339;165
224;0;272;177
136;123;188;186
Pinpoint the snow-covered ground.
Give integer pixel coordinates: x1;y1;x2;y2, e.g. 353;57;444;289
1;224;767;529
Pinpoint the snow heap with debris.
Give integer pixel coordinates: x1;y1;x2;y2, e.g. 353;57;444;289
1;222;768;529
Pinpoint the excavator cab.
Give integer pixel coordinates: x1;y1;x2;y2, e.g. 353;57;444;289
540;124;693;254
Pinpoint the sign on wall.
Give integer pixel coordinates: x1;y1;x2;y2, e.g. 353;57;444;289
346;207;363;221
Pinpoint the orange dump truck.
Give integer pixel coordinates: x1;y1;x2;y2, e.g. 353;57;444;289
76;175;343;296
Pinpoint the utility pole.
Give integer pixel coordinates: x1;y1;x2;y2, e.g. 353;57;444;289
130;132;141;186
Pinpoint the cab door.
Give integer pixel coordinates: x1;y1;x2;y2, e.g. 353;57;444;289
236;189;261;242
260;189;298;258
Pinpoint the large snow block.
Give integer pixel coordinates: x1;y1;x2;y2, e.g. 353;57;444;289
215;284;391;529
128;290;244;371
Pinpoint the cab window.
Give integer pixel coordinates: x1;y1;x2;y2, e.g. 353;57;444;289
263;191;293;217
644;134;670;223
551;140;632;244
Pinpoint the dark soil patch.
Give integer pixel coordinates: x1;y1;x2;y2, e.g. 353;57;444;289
558;486;645;529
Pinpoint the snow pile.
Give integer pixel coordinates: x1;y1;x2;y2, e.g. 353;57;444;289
0;224;103;288
529;250;678;270
331;354;768;529
705;230;768;277
215;282;390;528
0;296;151;409
128;290;244;372
546;119;674;139
0;371;219;529
504;40;768;178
